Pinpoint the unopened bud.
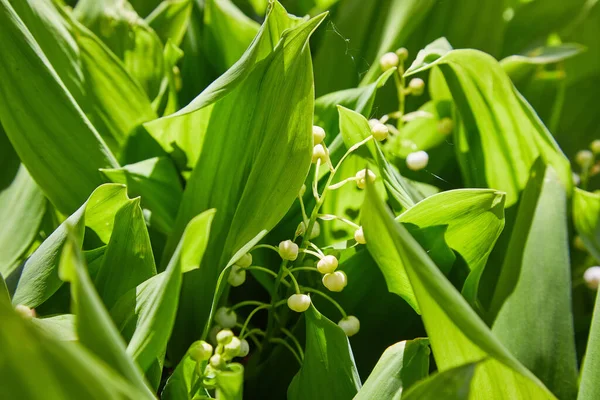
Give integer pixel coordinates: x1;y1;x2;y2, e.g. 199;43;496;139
239;339;250;357
313;125;326;145
380;52;399;71
210;353;225;369
322;271;347;292
408;78;425;96
279;240;299;261
215;307;237;329
406;151;429;171
355;168;376;189
354;227;366;244
236;253;252;268
288;294;311;312
584;266;600;289
371;123;389;141
223;336;242;360
216;329;234;345
312;144;329;164
227;265;246;287
576;150;594;167
338;315;360;336
591;140;600;154
395;47;409;61
317;255;339;274
189;340;213;362
437;118;453;135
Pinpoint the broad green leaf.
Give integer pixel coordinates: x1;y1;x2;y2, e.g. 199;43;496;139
101;157;183;235
12;184;130;309
94;199;157;309
355;339;430;400
573;188;600;262
362;184;556;399
578;290;600;400
31;314;77;341
0;135;46;276
59;226;155;398
0;0;119;214
406;47;572;206
0;272;9;303
397;189;505;306
146;0;192;46
288;304;361;400
402;361;479;400
488;163;578;399
75;0;165;99
0;300;147;399
216;363;244;400
110;210;215;372
501;44;585;82
161;342;203;400
149;5;326;356
152;40;185;117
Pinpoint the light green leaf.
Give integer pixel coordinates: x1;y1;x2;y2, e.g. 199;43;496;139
152;40;185;117
406;47;572;206
101;157;183;235
578;289;600;400
12;184;130;308
402;361;479;400
146;0;192;46
490;162;577;399
355;339;430;400
288;304;361;400
161;342;203;400
216;363;245;400
397;189;505;306
0;0;119;214
0;300;147;399
362;184;556;399
501;44;585;82
573;188;600;262
94;198;157;309
59;226;155;398
31;314;77;341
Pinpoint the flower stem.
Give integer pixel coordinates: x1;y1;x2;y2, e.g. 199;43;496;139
302;287;347;318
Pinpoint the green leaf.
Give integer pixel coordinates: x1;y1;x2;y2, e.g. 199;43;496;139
0;300;147;399
489;162;578;399
59;225;155;398
397;189;505;306
406;47;572;206
573;188;600;262
288;304;361;400
0;136;46;276
402;361;479;400
31;314;77;341
578;290;600;400
11;184;130;309
216;363;245;400
101;157;183;235
149;5;326;356
94;198;157;309
501;44;585;82
355;339;430;400
361;184;556;399
0;0;119;214
146;0;192;47
161;342;202;400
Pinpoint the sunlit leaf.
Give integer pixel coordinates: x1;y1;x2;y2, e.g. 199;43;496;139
146;0;192;47
402;361;479;400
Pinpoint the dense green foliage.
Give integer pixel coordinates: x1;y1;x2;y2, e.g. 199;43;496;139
1;0;600;399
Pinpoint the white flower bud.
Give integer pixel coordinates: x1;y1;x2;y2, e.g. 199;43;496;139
210;353;225;369
408;78;425;96
592;140;600;154
313;125;326;145
371;123;389;141
406;151;429;171
395;47;408;61
279;240;299;261
338;316;360;336
437;118;453;135
223;336;242;360
215;307;237;329
354;227;366;244
317;255;339;274
355;168;376;189
287;294;311;312
238;339;250;357
14;304;35;318
297;221;321;239
227;265;246;287
585;266;600;289
312;144;329;164
368;119;380;128
576;150;594;167
380;52;399;71
322;271;347;292
236;253;252;268
189;340;213;362
216;329;234;345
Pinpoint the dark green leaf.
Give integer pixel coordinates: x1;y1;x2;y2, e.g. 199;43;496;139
578;290;600;400
573;188;600;262
402;361;479;400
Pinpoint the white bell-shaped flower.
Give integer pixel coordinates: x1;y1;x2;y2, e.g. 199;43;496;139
371;123;389;141
228;265;246;287
189;340;213;362
288;294;311;312
338;315;360;336
408;78;425;96
584;266;600;289
354;227;366;244
214;307;237;329
279;240;299;261
238;339;250;357
312;144;329;164
406;151;429;171
317;255;339;274
322;271;347;292
355;168;376;189
380;52;399;71
313;125;326;145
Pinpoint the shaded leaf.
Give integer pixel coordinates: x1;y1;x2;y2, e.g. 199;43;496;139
146;0;192;46
31;314;77;341
573;188;600;262
402;361;479;400
578;290;600;400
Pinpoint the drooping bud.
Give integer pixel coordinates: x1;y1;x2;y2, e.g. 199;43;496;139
354;227;366;244
322;271;347;292
14;304;35;318
591;140;600;154
406;151;429;171
236;253;252;268
279;240;299;261
223;336;242;360
584;266;600;289
216;329;234;345
576;150;594;167
437;118;453;135
317;255;339;274
408;78;425;96
338;316;360;336
287;294;311;312
239;339;250;357
355;168;376;189
368;119;380;128
312;144;329;164
371;123;389;141
395;47;409;61
297;220;321;239
227;265;246;287
380;52;399;71
313;125;326;145
215;307;237;329
189;340;213;362
210;353;225;369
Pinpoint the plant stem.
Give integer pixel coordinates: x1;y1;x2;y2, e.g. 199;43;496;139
394;60;406;130
302;287;347;318
269;338;303;365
